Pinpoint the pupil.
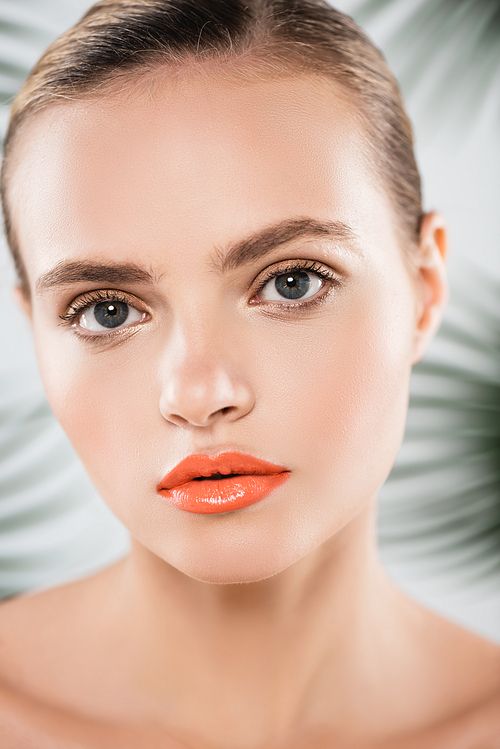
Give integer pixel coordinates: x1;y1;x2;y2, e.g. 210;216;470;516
275;271;310;300
94;301;129;329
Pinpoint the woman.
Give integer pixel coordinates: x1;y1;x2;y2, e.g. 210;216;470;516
0;0;498;746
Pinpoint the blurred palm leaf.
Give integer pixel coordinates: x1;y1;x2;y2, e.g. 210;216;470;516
0;0;129;599
380;258;500;581
0;0;91;138
0;9;53;100
354;0;500;132
351;0;500;580
0;0;499;598
0;369;129;599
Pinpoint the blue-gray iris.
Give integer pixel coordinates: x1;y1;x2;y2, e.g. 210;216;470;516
94;301;129;328
275;271;310;300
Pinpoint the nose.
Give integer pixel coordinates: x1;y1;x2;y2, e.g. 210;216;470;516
158;330;255;429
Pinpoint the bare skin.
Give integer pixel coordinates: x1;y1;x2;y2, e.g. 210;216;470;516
0;70;499;747
0;519;499;748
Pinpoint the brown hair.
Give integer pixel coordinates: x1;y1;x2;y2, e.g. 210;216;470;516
0;0;422;299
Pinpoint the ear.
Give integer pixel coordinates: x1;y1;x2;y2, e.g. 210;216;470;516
411;211;449;364
13;285;33;322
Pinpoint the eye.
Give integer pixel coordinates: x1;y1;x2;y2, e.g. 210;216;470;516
257;269;324;303
79;301;144;332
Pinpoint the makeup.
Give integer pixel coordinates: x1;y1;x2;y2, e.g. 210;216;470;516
22;73;421;582
157;452;290;513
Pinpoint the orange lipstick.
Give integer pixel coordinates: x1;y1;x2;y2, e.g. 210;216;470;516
157;451;290;514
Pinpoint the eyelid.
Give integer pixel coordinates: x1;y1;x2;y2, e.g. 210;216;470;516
58;289;148;335
249;258;340;305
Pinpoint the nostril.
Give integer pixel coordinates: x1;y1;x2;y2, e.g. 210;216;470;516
167;414;190;429
165;407;233;429
159;367;255;427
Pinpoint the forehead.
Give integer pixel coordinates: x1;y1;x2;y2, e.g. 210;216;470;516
9;71;391;276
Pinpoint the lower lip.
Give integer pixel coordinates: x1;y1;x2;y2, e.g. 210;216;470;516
158;473;289;514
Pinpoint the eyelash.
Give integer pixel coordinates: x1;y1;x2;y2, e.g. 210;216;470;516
58;260;340;341
58;289;143;341
252;259;340;308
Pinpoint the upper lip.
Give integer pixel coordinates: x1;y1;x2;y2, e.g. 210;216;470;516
157;451;289;491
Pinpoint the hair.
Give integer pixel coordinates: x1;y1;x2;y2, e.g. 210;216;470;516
0;0;422;299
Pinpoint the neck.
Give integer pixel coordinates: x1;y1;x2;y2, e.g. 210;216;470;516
111;500;404;747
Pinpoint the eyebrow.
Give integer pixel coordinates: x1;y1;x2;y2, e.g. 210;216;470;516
35;217;357;294
35;261;155;294
213;217;357;273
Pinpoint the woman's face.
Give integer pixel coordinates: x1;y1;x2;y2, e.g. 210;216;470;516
10;72;420;583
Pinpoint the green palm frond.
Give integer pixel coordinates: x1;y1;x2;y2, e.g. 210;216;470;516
0;369;129;600
0;0;499;598
380;258;500;581
0;19;50;104
0;1;91;118
354;0;500;131
0;0;126;598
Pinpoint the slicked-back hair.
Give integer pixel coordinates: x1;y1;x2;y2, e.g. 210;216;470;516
1;0;423;298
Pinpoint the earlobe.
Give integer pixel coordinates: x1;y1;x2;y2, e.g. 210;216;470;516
13;285;33;322
412;211;449;364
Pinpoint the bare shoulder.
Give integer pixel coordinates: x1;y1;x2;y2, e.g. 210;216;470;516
391;691;500;749
0;560;126;693
0;561;140;747
394;594;500;748
427;605;500;694
452;690;500;747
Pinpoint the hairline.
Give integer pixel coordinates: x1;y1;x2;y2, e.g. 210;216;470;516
1;54;419;300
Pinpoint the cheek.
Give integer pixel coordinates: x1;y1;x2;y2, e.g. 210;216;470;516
33;330;163;510
37;282;412;486
31;262;415;578
257;275;414;525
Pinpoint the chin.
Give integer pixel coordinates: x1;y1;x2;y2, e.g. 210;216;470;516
176;557;292;585
144;516;327;585
167;542;303;585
